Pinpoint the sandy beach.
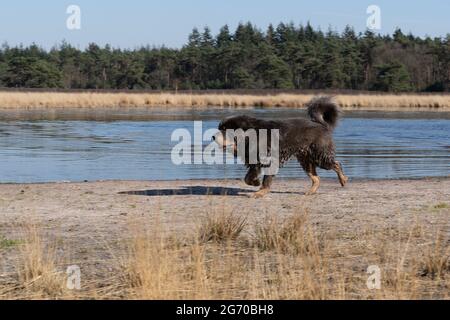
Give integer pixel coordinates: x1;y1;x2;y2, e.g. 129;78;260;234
0;177;449;299
1;177;449;237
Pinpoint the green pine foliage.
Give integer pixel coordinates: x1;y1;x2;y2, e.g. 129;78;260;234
0;24;448;91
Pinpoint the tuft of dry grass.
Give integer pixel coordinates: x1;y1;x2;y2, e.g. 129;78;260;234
0;92;448;110
420;232;450;279
254;212;319;256
14;224;66;299
198;211;247;243
120;228;200;299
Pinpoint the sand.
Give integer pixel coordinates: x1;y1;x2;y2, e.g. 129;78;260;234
0;177;448;241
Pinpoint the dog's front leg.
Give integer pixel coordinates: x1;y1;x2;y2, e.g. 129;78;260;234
305;164;320;195
251;175;273;198
244;166;261;186
333;161;348;187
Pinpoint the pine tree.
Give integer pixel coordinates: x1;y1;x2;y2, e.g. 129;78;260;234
216;25;232;48
373;62;412;92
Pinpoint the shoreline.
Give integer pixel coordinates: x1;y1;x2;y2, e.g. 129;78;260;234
1;178;448;227
0;92;449;111
1;176;448;186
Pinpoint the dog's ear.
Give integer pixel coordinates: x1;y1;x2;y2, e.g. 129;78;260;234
219;115;258;131
239;116;259;131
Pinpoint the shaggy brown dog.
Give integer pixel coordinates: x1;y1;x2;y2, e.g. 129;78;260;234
213;96;348;198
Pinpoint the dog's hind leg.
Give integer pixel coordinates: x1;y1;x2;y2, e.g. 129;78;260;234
251;175;273;198
244;166;261;186
305;164;320;195
333;161;348;187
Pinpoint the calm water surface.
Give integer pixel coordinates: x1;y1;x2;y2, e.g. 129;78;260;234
0;108;448;183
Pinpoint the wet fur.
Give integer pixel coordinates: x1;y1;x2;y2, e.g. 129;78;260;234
217;96;348;196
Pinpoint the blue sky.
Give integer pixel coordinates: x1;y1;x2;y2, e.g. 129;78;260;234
0;0;448;49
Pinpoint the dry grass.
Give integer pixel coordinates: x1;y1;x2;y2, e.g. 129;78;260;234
420;232;450;279
0;209;449;300
120;212;335;300
198;210;247;243
0;92;448;110
254;212;315;255
120;227;197;299
0;224;67;299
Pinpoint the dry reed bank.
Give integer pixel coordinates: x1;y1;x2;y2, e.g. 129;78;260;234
0;92;449;111
0;178;449;300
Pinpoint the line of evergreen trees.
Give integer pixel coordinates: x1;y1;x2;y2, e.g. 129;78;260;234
0;23;448;92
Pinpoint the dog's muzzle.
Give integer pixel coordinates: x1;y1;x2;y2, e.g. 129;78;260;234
213;132;235;151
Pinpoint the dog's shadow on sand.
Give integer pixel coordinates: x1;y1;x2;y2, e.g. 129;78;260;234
119;186;301;197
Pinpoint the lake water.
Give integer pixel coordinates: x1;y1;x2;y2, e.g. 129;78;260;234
0;108;449;183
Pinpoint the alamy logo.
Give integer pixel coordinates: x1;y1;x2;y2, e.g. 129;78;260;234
171;121;280;175
366;265;381;290
66;5;81;30
66;265;81;290
366;5;381;30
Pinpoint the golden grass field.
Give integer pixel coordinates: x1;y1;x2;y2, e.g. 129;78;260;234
0;178;449;300
1;208;449;300
0;91;449;111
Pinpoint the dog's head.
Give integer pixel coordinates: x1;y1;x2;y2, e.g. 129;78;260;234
213;115;280;173
212;115;257;152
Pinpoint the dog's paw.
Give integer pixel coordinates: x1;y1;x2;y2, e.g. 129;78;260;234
339;176;349;187
250;189;270;198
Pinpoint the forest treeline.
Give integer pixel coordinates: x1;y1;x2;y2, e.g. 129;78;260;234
0;23;448;92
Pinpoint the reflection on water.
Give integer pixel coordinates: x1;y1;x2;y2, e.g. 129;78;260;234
0;108;448;182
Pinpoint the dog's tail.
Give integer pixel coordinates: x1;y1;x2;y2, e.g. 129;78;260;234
307;96;341;130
